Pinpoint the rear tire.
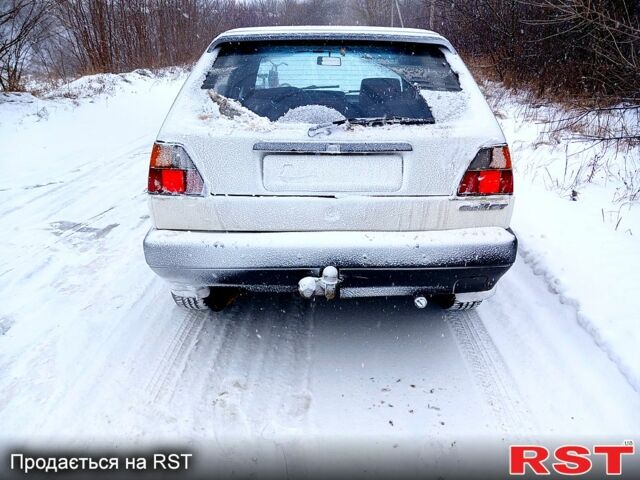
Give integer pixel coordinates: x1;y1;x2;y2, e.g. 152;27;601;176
433;294;483;311
448;300;483;311
171;292;209;311
171;287;243;312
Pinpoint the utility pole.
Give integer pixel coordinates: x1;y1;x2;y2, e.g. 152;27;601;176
429;0;435;30
390;0;394;27
394;0;404;28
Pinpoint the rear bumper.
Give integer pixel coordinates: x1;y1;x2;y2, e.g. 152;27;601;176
143;227;517;296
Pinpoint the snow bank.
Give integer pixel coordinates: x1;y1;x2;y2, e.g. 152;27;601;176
41;68;187;100
0;68;188;189
485;82;640;390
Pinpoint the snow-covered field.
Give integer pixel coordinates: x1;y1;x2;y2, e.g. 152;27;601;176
0;71;638;476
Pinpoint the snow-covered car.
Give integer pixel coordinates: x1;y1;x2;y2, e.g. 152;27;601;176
143;26;517;312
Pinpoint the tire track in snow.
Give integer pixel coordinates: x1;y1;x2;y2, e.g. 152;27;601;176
243;296;314;436
145;310;208;402
445;309;534;435
0;145;150;276
0;139;150;218
479;258;640;434
204;295;315;437
518;246;639;392
140;294;315;439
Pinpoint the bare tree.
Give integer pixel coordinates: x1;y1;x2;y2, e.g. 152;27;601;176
527;0;640;102
45;0;340;76
0;0;50;90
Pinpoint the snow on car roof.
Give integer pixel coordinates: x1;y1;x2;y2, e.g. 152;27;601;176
208;26;456;53
218;25;443;38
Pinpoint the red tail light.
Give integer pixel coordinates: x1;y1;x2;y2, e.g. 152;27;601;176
458;146;513;196
148;143;204;195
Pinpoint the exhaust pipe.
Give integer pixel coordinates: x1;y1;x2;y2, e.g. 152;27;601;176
414;296;428;309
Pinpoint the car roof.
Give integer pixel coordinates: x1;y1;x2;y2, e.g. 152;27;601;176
208;26;456;53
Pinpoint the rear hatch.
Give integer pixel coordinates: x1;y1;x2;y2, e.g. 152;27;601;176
153;37;508;231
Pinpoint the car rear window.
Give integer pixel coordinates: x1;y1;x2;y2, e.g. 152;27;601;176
201;41;461;122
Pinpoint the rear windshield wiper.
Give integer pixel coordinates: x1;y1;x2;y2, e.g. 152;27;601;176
300;84;340;90
308;116;434;137
341;116;434;126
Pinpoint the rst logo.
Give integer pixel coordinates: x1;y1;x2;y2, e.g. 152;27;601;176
509;441;635;476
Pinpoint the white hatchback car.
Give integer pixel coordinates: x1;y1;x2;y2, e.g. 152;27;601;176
143;26;517;311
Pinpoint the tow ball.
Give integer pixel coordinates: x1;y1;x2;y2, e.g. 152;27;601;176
298;266;340;300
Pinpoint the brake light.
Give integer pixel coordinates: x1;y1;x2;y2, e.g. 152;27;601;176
457;146;513;196
147;143;204;195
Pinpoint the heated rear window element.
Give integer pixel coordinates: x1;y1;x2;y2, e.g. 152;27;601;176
202;41;460;122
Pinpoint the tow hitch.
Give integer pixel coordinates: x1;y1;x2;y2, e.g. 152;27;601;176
298;266;340;300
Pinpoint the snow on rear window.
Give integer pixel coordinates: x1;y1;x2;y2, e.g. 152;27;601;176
201;41;460;123
278;105;346;124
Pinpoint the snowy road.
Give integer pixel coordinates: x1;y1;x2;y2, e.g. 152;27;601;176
1;73;638;477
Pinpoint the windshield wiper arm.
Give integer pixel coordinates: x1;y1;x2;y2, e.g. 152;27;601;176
300;84;340;90
308;116;433;137
338;116;434;126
